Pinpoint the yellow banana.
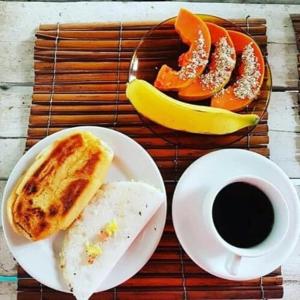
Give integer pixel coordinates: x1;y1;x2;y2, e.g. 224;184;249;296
126;79;259;135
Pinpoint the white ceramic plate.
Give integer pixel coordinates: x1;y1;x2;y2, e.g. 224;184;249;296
172;149;300;280
1;126;167;292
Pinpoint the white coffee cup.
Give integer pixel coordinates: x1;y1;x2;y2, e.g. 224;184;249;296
202;175;289;275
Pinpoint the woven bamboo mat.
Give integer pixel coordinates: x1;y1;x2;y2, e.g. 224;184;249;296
291;14;300;50
290;14;300;110
17;17;283;300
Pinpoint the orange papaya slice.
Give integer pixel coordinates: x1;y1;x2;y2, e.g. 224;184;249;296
178;22;236;101
154;8;211;91
211;30;265;112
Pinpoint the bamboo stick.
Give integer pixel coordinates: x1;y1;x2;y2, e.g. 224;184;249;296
25;129;270;157
29;103;268;115
31;91;269;103
15;289;284;300
151;251;188;261
146;145;269;158
31;85;269;101
28;114;141;126
35;69;131;75
34;47;267;63
215;26;266;35
34;35;266;50
35;72;129;84
17;275;282;289
184;262;282;276
35;61;131;71
39;21;170;31
34;61;172;73
32;87;269;101
32;93;128;103
34;68;271;89
32;91;267;102
35;26;266;40
25;128;271;157
34;49;178;62
30;104;135;114
186;289;282;299
36;29;178;40
38;19;266;31
138;135;269;149
18;273;279;287
34;52;133;62
154;160;203;169
27;123;268;138
34;77;270;97
25;134;269;150
33;83;127;93
34;61;269;78
28;112;267;127
35;38;182;50
122;276;283;288
17;263;282;278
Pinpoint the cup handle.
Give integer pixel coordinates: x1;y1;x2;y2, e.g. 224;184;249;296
226;254;242;275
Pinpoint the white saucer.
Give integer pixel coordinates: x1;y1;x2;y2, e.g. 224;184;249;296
172;149;300;280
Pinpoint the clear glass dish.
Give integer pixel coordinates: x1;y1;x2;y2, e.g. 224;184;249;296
128;14;272;148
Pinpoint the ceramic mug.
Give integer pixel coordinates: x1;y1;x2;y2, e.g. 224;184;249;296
202;175;290;275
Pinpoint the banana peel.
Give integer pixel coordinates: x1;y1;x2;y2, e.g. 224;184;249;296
126;79;259;135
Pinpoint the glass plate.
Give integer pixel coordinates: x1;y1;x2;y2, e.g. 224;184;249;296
128;14;272;148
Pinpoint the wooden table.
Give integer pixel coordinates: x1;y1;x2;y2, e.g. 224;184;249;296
1;2;300;299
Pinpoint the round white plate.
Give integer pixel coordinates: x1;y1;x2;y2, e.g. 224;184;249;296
2;126;167;292
172;149;300;280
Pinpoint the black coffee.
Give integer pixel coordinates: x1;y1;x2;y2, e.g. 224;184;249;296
212;182;274;248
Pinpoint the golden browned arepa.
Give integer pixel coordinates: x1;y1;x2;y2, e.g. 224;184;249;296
7;130;113;241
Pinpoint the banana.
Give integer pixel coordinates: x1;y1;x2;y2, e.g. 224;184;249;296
126;79;259;135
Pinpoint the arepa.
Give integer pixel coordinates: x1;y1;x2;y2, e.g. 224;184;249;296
60;181;165;300
7;130;113;241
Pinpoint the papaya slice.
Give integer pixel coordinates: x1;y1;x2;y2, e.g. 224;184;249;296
178;22;236;101
154;8;211;91
211;30;265;112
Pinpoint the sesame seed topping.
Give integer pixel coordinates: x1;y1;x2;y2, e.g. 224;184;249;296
233;43;261;100
200;37;235;89
178;30;208;80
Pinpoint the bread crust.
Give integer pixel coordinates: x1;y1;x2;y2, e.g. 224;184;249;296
7;130;113;241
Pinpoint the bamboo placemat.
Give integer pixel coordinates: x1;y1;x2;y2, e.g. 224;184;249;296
17;17;283;300
291;14;300;50
290;14;300;110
